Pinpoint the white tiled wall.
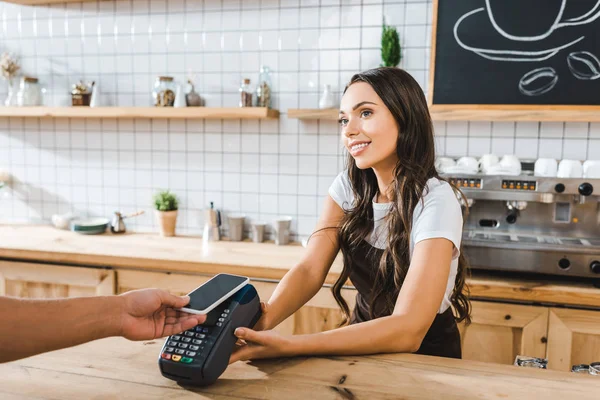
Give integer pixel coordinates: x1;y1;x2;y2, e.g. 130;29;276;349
0;0;597;239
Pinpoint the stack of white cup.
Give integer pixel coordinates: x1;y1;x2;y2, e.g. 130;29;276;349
535;159;600;178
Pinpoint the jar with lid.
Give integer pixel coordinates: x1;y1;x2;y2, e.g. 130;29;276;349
17;76;41;106
239;78;253;107
152;76;176;107
254;66;272;108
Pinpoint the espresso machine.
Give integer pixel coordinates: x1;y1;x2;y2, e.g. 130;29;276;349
442;170;600;280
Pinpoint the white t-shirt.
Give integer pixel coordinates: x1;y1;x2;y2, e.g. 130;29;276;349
328;172;463;314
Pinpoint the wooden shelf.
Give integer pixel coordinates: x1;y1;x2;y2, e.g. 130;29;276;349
429;105;600;122
289;106;600;122
0;107;279;120
288;108;338;120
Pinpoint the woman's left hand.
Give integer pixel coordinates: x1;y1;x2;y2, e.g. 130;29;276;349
229;328;296;364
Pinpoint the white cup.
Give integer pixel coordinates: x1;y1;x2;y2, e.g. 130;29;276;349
273;216;292;245
534;158;558;177
583;160;600;178
251;221;266;243
479;154;499;173
435;157;455;172
456;156;479;172
557;159;583;178
227;214;246;241
497;154;521;175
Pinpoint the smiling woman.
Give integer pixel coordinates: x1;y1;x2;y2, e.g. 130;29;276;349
230;67;470;364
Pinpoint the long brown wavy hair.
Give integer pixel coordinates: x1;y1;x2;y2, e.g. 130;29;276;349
331;67;471;325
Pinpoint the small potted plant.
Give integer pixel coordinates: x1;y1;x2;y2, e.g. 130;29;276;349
381;19;402;68
153;189;179;237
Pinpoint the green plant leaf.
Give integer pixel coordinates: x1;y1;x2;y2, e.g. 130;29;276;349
153;189;179;211
381;23;402;67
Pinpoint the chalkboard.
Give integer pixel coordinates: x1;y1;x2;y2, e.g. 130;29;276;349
430;0;600;106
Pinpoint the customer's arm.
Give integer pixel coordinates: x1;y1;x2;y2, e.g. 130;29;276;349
256;195;343;330
0;288;205;363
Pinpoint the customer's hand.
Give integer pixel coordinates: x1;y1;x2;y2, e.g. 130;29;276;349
118;289;206;341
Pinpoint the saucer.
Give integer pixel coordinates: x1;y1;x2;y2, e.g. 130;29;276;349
454;7;585;62
441;165;479;175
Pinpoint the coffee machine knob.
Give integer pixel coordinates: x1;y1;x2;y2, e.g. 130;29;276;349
554;183;565;193
558;258;570;270
578;182;594;196
590;260;600;274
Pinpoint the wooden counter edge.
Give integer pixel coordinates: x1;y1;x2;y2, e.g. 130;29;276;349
2;247;600;308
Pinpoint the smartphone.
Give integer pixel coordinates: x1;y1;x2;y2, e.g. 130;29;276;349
179;273;250;315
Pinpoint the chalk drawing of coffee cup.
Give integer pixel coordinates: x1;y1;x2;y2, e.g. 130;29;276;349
518;67;558;96
486;0;600;42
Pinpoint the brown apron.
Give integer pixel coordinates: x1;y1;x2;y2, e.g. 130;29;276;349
347;239;462;359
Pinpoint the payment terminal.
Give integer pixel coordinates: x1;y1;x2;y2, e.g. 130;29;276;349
158;284;262;386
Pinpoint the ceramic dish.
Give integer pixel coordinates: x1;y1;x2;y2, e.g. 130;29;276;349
70;217;109;235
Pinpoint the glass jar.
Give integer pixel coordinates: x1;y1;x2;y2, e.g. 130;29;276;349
255;66;272;108
17;76;41;106
152;76;176;107
514;356;548;369
571;364;590;373
239;78;252;107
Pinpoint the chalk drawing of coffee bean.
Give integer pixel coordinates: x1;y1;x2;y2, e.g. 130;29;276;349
567;51;600;80
518;67;558;97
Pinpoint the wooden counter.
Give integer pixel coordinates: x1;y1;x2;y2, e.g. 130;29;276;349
0;224;599;308
1;337;599;399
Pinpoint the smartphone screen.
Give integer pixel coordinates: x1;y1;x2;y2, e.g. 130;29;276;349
184;274;248;313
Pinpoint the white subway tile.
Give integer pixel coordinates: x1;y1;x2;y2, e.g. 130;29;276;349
299;154;318;174
491;121;515;138
469;121;491;137
242;153;260;173
204;172;223;191
514;138;539;159
445;137;468;157
565;122;589;139
538;138;563;159
562;139;587;160
540;122;564;138
240;173;259;193
491;137;515;156
300;7;320;29
362;4;383;26
446;121;468;137
467;137;491;157
259;193;278;212
279;194;299;215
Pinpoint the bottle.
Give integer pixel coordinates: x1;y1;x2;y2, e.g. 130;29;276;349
185;79;202;106
89;81;100;107
174;83;187;108
202;201;221;242
239;78;252;107
255;66;272;108
319;84;336;109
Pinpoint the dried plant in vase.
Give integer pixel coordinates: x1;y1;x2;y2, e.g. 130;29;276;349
0;52;20;106
153;189;179;237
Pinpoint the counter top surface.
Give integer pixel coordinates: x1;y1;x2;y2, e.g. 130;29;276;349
1;336;598;399
1;224;599;307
